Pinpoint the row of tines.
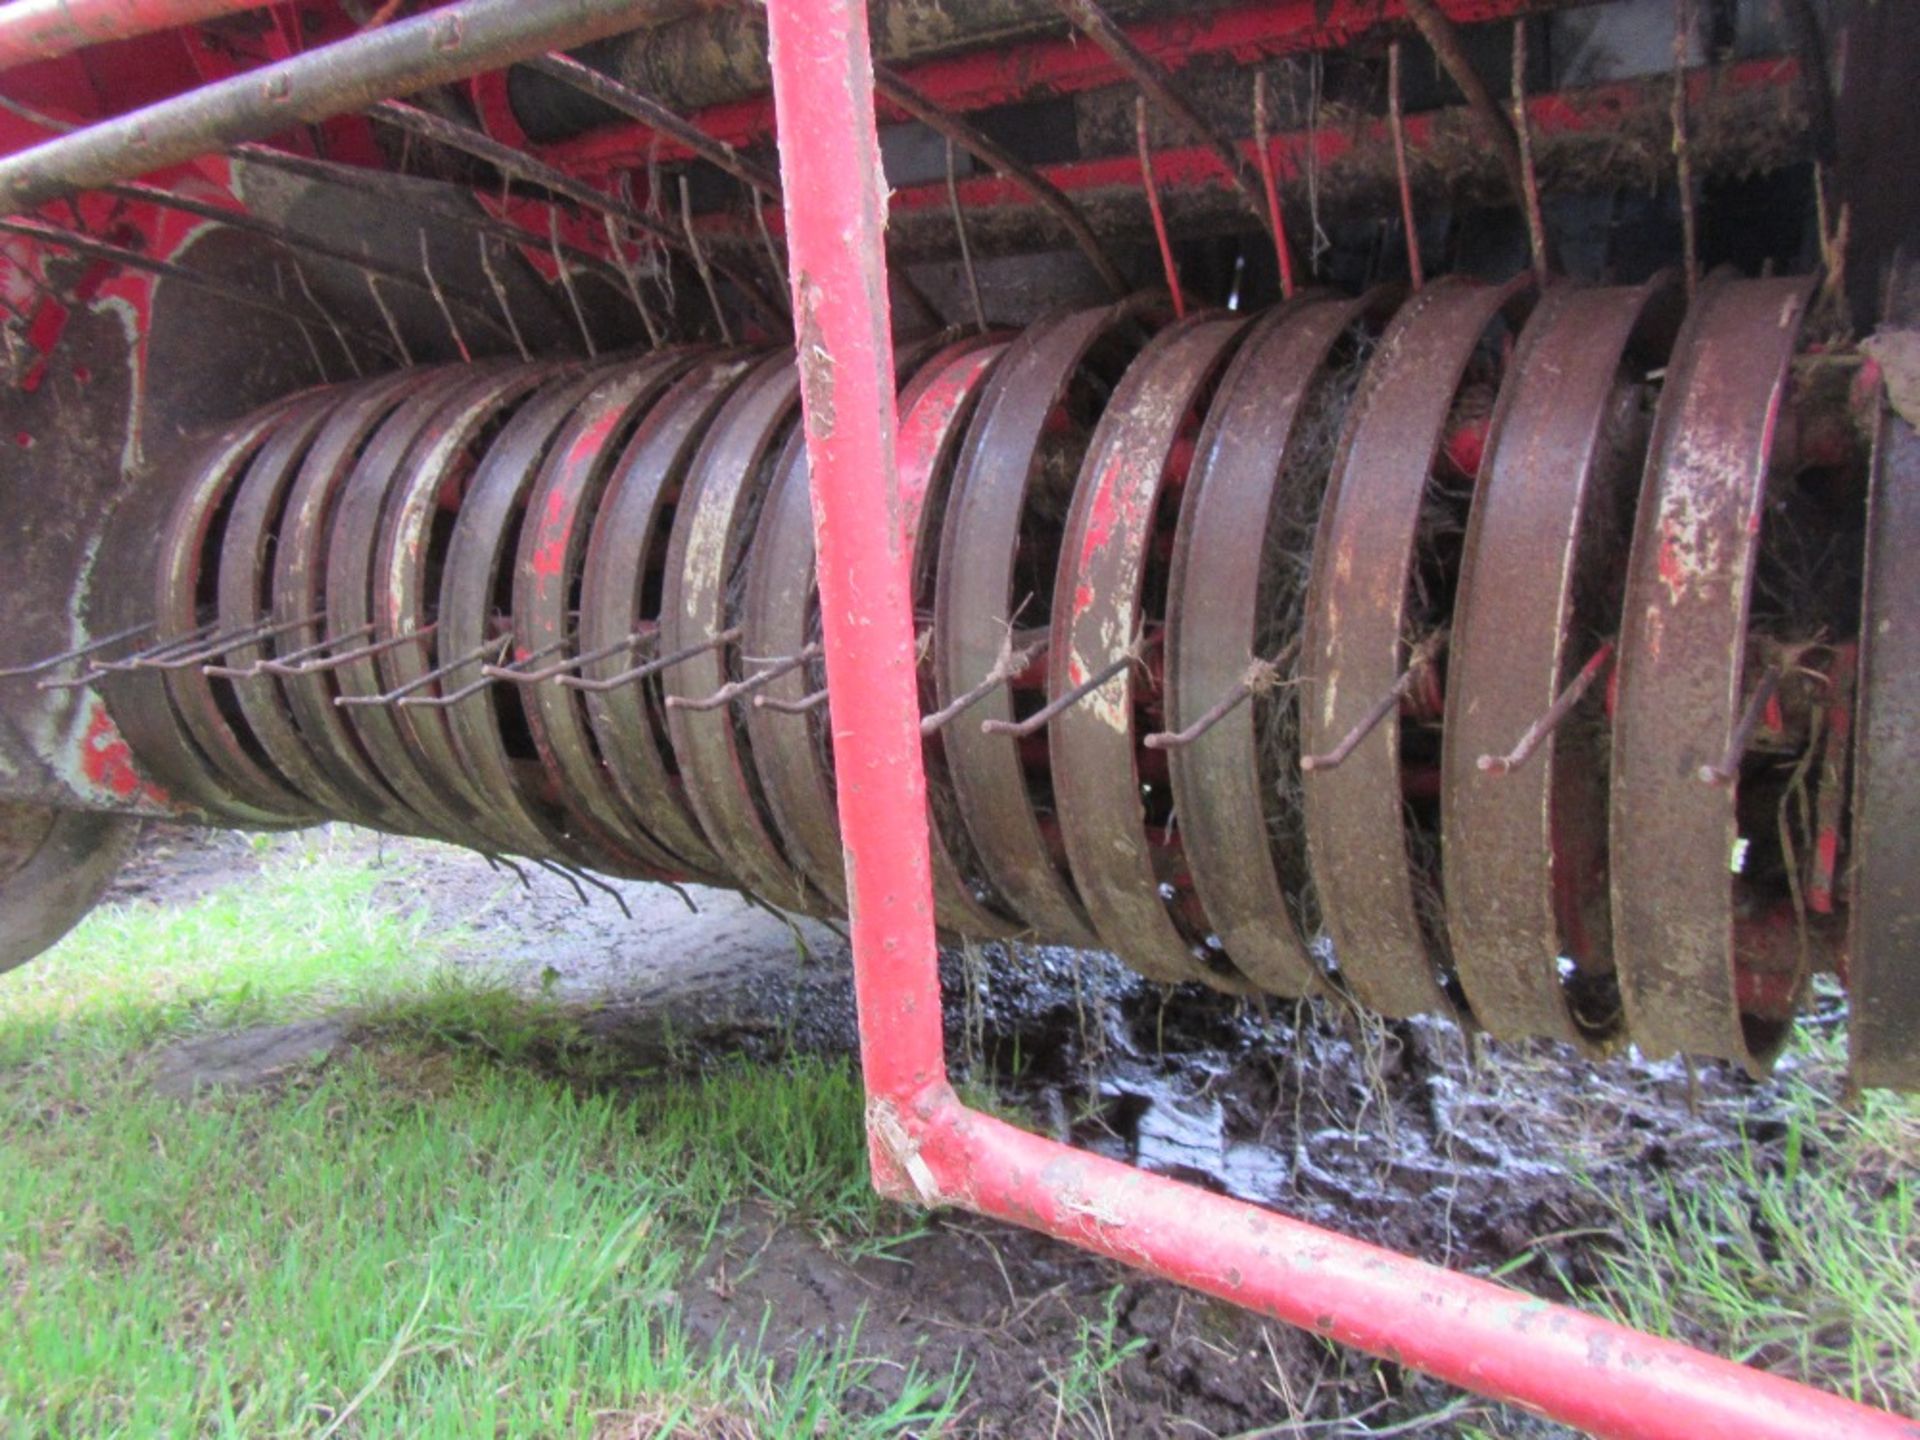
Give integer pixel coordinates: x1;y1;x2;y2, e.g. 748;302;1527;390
92;272;1868;1075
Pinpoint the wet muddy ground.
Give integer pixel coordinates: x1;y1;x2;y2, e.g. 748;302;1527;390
106;824;1822;1438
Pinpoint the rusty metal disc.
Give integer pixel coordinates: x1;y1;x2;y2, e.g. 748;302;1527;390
102;399;311;826
738;333;968;921
157;392;332;824
936;302;1157;949
216;376;420;829
1610;273;1815;1071
325;365;532;852
1049;313;1255;992
661;350;827;914
375;361;609;861
575;355;755;886
515;352;702;879
898;335;1026;939
1300;275;1532;1020
1849;403;1920;1088
739;426;848;910
1440;277;1680;1050
1165;292;1381;998
426;363;650;868
268;367;462;837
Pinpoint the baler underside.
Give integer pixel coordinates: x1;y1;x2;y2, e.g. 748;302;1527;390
0;1;1914;1433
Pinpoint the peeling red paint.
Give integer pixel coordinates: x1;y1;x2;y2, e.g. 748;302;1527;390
79;699;169;806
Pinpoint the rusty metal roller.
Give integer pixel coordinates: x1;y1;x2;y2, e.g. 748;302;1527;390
97;276;1899;1081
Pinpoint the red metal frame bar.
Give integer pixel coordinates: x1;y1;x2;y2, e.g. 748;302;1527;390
0;0;280;75
765;2;1914;1437
542;0;1554;174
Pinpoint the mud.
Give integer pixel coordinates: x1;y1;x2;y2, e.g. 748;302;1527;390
105;822;1821;1437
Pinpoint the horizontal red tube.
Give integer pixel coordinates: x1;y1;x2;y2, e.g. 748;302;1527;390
0;0;275;74
905;1090;1915;1440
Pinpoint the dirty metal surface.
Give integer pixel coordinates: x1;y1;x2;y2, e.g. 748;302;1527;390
516;354;699;879
576;355;752;885
1164;292;1372;998
1049;312;1253;991
896;335;1027;940
218;372;421;829
935;301;1155;950
661;349;825;913
157;392;328;824
737;332;957;918
325;364;527;854
428;366;616;867
0;802;137;971
1440;277;1678;1050
1848;403;1920;1088
377;363;604;863
101;401;307;827
1300;275;1530;1020
267;368;450;836
1610;273;1814;1072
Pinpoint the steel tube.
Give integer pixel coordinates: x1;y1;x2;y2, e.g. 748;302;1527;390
764;0;1917;1435
0;0;699;217
0;0;275;75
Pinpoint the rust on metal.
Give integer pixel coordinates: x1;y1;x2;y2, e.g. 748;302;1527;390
1610;273;1814;1071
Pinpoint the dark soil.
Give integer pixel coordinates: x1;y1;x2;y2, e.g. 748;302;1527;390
110;823;1817;1439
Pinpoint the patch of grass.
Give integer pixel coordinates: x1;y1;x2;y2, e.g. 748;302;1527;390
0;835;451;1067
1575;1029;1918;1416
0;843;960;1438
1041;1284;1148;1438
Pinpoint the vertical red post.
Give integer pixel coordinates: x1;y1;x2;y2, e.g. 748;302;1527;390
762;3;1918;1436
763;0;950;1180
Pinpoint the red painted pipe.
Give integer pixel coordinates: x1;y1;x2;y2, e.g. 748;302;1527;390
0;0;277;75
764;1;1917;1436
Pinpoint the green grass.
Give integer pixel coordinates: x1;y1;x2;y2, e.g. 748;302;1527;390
0;837;957;1438
2;832;1912;1435
1575;1027;1919;1417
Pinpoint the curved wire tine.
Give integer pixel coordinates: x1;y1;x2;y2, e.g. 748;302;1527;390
679;174;734;345
1252;71;1297;301
93;619;221;666
469;635;571;687
753;686;830;715
533;856;591;907
1698;664;1783;786
1299;629;1448;773
980;635;1148;739
482;851;534;891
261;623;430;676
1135;95;1184;319
557;627;742;694
1387;40;1424;292
1511;19;1550;287
133;611;323;673
480;626;656;686
43;618;222;686
946;136;987;334
539;858;635;920
335;636;503;709
920;627;1049;737
665;644;820;713
396;636;523;710
478;235;533;362
2;619;154;679
200;612;338;678
1477;640;1614;777
1145;636;1300;752
249;621;376;675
